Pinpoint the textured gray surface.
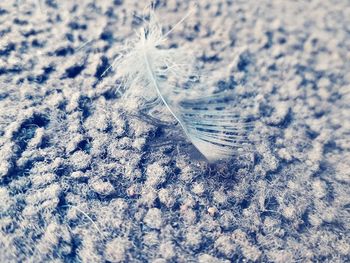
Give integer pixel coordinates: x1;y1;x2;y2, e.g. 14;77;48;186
0;0;350;262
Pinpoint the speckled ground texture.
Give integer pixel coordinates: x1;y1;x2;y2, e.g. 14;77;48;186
0;0;349;262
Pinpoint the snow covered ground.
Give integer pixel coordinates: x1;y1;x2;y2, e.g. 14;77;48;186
0;0;349;262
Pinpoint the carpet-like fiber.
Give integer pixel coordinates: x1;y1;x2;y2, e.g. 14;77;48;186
0;0;349;262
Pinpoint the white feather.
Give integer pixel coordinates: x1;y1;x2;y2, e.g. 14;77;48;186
111;9;259;162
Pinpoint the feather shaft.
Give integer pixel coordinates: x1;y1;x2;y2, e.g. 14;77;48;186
142;49;190;138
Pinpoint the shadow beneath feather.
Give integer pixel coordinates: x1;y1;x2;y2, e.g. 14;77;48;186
203;153;256;188
149;124;208;162
137;107;256;187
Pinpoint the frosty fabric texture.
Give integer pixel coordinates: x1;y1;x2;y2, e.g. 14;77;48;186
0;0;349;262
